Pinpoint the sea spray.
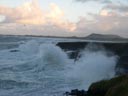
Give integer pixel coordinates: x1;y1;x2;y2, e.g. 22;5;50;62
0;40;69;81
66;43;118;90
19;40;39;55
39;43;68;66
0;40;119;96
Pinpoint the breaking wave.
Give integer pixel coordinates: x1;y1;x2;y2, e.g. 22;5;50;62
0;40;118;96
66;43;118;90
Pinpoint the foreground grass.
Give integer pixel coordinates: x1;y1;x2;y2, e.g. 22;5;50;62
87;75;128;96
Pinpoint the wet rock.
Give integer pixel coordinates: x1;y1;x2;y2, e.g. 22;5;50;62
64;89;87;96
116;55;128;75
10;49;19;52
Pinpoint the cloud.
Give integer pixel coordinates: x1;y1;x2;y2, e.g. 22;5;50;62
75;8;128;37
0;23;79;37
0;0;128;37
73;1;128;37
0;0;45;24
103;4;128;13
0;0;76;31
46;3;77;31
75;0;111;3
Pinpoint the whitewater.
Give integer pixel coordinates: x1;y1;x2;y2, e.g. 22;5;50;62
0;37;118;96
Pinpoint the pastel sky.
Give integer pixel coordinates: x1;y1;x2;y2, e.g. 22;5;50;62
0;0;128;37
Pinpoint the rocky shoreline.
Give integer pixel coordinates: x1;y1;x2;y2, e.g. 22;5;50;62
65;75;128;96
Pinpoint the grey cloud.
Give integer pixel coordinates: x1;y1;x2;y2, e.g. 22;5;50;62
0;0;76;31
104;4;128;12
76;12;128;38
75;0;111;3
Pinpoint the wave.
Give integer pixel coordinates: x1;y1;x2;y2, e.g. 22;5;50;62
0;40;69;82
0;79;31;90
0;40;118;95
66;43;118;90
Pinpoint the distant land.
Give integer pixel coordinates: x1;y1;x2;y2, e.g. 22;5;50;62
84;33;128;41
0;33;128;42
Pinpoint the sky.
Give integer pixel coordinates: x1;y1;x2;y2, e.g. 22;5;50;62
0;0;128;37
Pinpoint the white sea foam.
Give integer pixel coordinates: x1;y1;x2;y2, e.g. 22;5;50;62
66;43;118;90
0;39;118;96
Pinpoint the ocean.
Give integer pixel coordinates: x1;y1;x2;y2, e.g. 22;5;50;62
0;35;118;96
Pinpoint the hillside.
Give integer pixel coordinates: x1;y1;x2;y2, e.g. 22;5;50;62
85;33;128;41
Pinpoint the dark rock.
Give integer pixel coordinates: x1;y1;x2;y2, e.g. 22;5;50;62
10;49;19;52
65;75;128;96
67;50;81;59
64;89;87;96
116;55;128;75
57;42;128;59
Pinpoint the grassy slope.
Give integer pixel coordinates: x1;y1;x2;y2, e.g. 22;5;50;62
87;75;128;96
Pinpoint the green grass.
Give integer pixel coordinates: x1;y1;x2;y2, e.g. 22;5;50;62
87;75;128;96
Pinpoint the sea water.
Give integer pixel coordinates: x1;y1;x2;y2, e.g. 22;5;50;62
0;36;118;96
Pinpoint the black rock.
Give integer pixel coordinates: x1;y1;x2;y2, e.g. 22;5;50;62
64;89;87;96
10;50;19;52
116;55;128;75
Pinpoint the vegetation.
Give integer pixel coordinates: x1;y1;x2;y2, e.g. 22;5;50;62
87;75;128;96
